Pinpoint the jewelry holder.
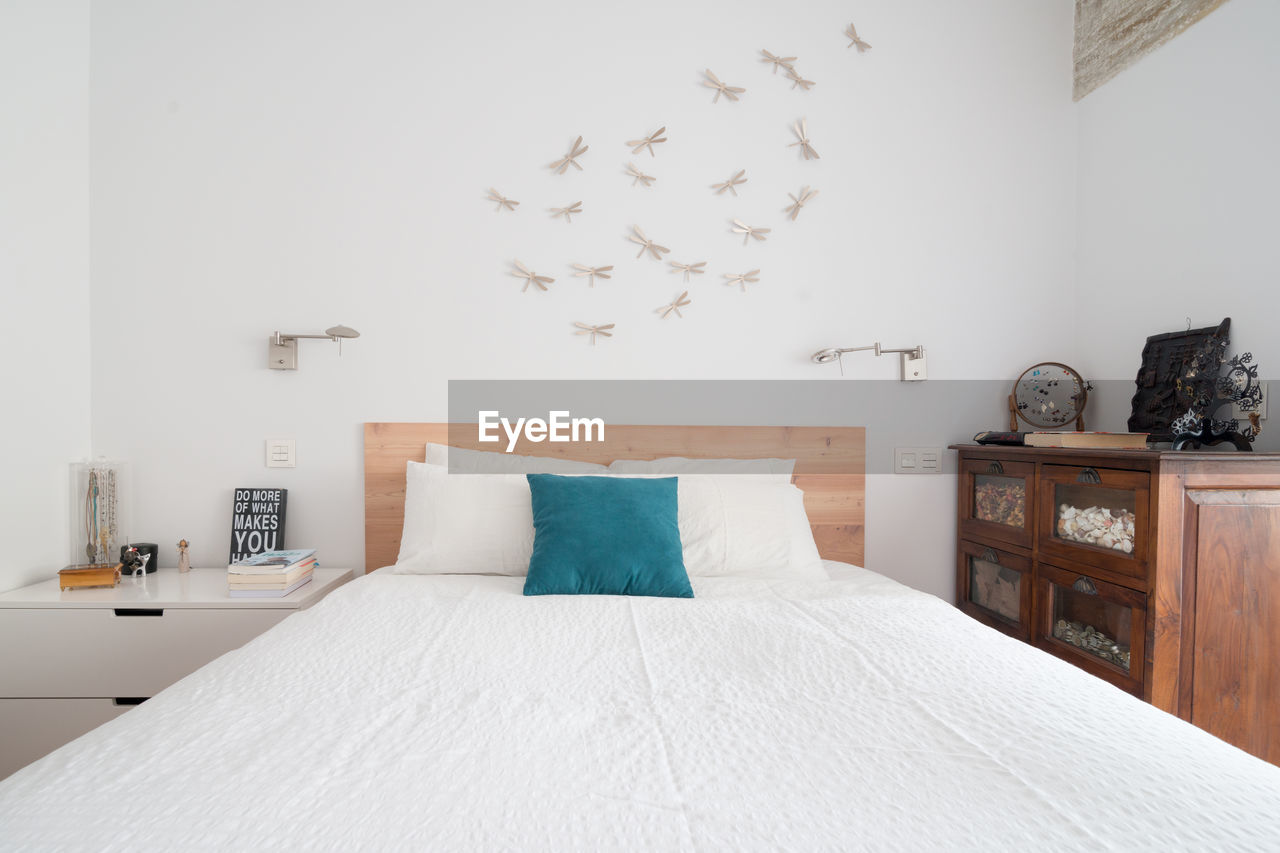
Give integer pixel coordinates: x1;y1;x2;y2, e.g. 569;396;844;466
68;459;131;570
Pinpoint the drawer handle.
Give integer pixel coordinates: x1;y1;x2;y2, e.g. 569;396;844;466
1072;576;1098;595
980;548;1000;564
113;697;149;706
986;461;1004;475
113;608;164;617
1077;468;1102;485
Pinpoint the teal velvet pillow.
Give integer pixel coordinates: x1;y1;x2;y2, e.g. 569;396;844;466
523;474;693;598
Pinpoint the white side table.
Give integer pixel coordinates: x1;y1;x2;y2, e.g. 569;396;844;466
0;567;353;779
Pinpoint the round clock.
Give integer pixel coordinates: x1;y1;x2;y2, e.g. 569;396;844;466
1008;362;1090;431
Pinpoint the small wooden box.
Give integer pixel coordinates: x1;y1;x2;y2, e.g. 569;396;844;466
57;565;121;591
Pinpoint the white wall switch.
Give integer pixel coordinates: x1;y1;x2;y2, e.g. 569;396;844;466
266;439;296;468
895;447;942;474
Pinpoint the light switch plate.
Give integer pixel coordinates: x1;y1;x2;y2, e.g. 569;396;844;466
895;446;942;474
266;439;296;468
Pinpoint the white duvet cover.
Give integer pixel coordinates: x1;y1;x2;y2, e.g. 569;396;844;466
3;565;1279;851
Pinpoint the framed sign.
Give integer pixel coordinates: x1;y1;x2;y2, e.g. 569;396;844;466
228;488;288;564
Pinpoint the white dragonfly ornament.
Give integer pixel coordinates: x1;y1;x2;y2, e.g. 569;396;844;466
487;188;519;212
786;67;816;91
760;49;796;74
732;219;771;245
711;169;747;196
785;186;819;221
790;118;820;160
724;270;760;291
703;69;745;103
845;23;872;52
550;136;589;174
574;322;614;346
630;226;670;261
669;260;706;282
626;126;667;157
550;201;582;223
572;264;613;287
626;162;656;187
512;260;554;292
658;291;692;319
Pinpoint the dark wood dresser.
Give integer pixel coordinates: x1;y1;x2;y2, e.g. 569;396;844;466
952;443;1280;765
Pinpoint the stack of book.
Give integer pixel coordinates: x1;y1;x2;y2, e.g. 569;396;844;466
227;549;317;598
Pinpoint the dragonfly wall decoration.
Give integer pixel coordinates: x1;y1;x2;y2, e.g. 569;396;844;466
703;69;746;103
785;186;820;220
512;261;554;292
669;261;706;282
487;188;519;212
724;270;761;291
626;127;667;157
574;322;615;345
786;67;816;91
732;219;771;245
550;201;582;223
658;292;692;319
572;264;613;287
711;169;747;196
626;163;656;187
549;136;589;174
760;49;797;74
790;118;820;160
630;226;671;261
845;23;872;52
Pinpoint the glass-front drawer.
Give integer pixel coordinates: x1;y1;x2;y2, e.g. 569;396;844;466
1036;563;1146;695
1038;465;1150;580
959;458;1034;548
957;540;1031;640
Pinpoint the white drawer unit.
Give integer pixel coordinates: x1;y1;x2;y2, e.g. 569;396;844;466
0;567;352;780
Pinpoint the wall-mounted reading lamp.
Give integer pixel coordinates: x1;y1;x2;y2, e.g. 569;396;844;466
268;325;360;370
811;342;927;381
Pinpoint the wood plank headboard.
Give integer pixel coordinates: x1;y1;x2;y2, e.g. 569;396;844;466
363;423;865;571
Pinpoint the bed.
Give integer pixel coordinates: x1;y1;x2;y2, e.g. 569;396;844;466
2;424;1278;850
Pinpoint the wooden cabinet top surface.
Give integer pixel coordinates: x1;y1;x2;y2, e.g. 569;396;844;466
951;444;1280;469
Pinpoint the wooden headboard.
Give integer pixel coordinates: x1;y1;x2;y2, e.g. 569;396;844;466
363;423;865;571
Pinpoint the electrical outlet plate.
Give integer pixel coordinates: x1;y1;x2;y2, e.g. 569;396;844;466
895;446;942;474
266;439;296;468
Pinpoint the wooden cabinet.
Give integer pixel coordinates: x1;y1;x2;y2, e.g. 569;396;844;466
953;444;1280;766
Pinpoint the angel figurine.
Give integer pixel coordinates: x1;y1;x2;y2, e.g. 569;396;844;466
177;539;191;573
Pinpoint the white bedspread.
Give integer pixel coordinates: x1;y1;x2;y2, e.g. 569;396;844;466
3;565;1279;851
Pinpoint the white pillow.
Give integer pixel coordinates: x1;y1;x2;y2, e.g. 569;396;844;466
393;461;534;575
394;457;826;582
426;442;608;474
674;476;825;581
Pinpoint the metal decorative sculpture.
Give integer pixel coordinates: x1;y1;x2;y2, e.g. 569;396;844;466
513;261;554;292
550;201;582;223
630;226;670;261
572;264;613;287
669;260;706;282
724;269;760;291
732;219;770;245
1171;351;1264;451
845;23;872;52
790;119;820;160
785;186;819;220
786;68;816;91
1129;318;1230;441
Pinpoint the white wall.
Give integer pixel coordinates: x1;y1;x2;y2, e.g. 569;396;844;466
1076;0;1279;436
84;0;1076;595
0;2;92;591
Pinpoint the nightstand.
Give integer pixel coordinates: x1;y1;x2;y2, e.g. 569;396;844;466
0;567;352;779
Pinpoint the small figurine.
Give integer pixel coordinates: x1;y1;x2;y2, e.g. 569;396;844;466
177;539;191;573
118;546;151;578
